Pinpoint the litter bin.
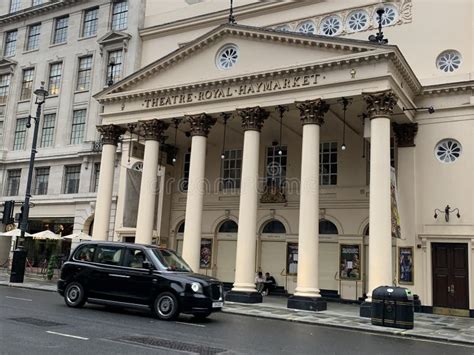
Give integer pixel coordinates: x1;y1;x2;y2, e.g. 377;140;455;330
371;286;414;329
10;248;27;283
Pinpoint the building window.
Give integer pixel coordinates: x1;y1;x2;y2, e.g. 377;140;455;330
70;109;86;144
32;0;44;6
374;5;398;27
82;7;99;37
76;56;93;91
346;10;369;32
265;146;287;188
319;219;338;234
180;153;191;192
40;113;55;148
111;0;128;31
64;165;81;194
34;167;49;195
13;118;27;150
262;219;286;234
4;30;17;57
92;163;100;192
216;44;239;70
9;0;21;13
221;149;242;189
20;68;34;101
320;142;337;185
296;20;316;34
0;74;11;104
436;50;462;73
6;169;21;196
320;15;343;36
48;62;62;96
53;16;69;44
106;50;123;85
435;139;462;163
26;23;41;51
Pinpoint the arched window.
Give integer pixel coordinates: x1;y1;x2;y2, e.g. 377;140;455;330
262;220;286;234
218;220;238;233
319;219;338;234
177;221;185;234
363;225;369;236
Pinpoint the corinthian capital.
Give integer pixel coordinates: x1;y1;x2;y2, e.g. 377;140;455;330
139;119;169;141
97;124;126;146
393;122;418;147
185;113;216;137
237;106;269;132
295;99;329;126
363;90;398;119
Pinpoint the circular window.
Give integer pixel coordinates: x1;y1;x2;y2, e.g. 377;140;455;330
347;10;369;32
320;16;343;36
297;20;316;34
436;50;462;73
216;44;239;70
132;162;143;171
276;24;292;32
435;139;462;163
373;5;398;27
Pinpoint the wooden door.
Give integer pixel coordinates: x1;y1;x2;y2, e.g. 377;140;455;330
432;243;469;309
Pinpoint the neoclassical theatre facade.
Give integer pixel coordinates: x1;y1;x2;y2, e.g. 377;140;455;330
92;1;474;316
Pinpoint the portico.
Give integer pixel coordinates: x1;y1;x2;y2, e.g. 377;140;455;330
93;24;419;310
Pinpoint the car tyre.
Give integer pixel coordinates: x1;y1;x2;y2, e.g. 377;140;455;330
154;292;179;321
64;282;86;308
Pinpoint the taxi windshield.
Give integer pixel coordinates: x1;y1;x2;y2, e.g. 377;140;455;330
151;248;192;272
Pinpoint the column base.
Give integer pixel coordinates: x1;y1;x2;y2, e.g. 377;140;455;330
225;290;262;303
287;295;327;312
360;301;372;318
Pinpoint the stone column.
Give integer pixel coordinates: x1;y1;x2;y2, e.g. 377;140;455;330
135;119;169;245
93;124;125;241
226;107;269;304
181;113;216;271
360;90;398;317
287;99;329;311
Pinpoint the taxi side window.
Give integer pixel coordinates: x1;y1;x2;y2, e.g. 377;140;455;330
74;245;96;262
94;246;123;266
124;248;148;269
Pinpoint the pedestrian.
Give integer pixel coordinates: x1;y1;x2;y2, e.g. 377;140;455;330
262;272;276;296
255;271;265;294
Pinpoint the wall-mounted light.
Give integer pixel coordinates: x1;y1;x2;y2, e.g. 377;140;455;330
338;97;352;151
403;106;435;114
434;205;460;222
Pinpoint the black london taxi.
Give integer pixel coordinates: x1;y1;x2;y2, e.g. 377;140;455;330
57;242;224;320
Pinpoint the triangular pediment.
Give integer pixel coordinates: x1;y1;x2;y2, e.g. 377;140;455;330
0;57;17;74
95;24;410;101
97;30;131;46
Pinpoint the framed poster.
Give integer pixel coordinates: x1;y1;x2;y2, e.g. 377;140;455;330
339;244;361;280
398;247;414;284
199;239;212;269
287;242;298;275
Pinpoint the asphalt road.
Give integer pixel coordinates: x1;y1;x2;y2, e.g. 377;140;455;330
0;287;473;355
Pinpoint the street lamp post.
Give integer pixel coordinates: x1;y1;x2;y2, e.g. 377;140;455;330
10;83;48;283
107;57;116;87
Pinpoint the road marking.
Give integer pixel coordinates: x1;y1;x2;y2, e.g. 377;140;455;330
46;331;89;340
5;296;32;302
175;321;206;328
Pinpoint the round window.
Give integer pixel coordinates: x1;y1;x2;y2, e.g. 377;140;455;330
373;5;398;27
320;15;342;36
216;44;239;70
132;162;143;171
347;10;369;32
436;50;462;73
276;24;292;32
297;20;316;34
435;139;462;163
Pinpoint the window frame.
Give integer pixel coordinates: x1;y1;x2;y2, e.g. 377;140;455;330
0;74;11;104
4;30;18;57
221;148;242;190
52;16;69;45
91;162;100;192
111;0;128;31
9;0;21;13
319;142;338;186
32;0;44;6
180;152;191;192
6;169;21;196
106;49;123;86
47;62;63;96
70;109;87;145
265;145;287;188
40;113;56;148
76;55;93;92
26;23;41;51
34;167;50;195
82;7;99;38
13;117;27;150
20;68;35;101
63;165;81;194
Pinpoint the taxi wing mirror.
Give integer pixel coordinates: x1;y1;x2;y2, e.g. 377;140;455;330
142;260;154;273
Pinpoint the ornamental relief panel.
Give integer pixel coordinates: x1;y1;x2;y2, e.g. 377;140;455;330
269;0;412;37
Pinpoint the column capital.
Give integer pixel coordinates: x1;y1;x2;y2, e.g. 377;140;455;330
363;90;398;119
237;106;269;132
185;113;216;137
393;122;418;147
296;99;330;126
97;124;126;146
139;119;169;141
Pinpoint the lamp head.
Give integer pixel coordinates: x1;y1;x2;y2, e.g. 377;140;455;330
221;153;225;160
341;143;346;151
109;56;116;65
428;106;435;114
34;81;49;103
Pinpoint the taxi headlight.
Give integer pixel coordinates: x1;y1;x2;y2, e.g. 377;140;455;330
191;282;203;293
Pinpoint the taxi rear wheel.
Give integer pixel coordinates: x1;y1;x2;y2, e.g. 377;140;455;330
64;282;86;308
153;292;179;320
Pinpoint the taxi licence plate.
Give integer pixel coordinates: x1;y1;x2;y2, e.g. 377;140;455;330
212;301;223;308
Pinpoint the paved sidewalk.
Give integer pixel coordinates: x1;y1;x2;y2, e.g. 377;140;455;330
1;270;474;346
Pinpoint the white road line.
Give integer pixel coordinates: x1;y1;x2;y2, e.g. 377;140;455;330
46;331;89;340
5;296;32;302
175;321;206;328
